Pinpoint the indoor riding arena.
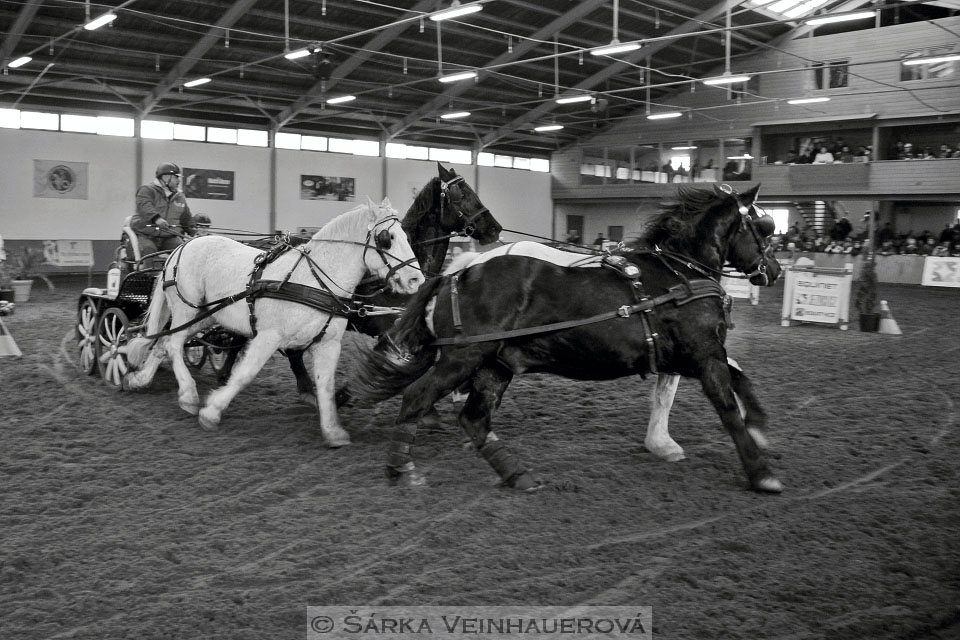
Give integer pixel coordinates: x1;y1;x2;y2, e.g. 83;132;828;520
2;2;960;639
2;274;959;639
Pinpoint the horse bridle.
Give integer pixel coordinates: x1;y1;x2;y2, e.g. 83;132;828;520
361;215;420;287
440;174;491;238
720;184;775;285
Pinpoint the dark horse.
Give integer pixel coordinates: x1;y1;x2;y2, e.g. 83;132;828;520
347;184;784;492
219;163;502;406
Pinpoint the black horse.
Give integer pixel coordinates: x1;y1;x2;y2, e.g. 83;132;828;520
347;184;784;493
219;163;503;406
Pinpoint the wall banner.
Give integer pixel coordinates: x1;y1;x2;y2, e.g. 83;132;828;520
300;175;355;201
921;256;960;288
33;160;88;199
183;168;235;200
43;240;95;267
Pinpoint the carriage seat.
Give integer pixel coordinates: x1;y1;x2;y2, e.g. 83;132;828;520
121;216;142;265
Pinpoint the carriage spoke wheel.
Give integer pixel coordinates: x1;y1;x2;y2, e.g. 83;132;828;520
184;340;207;369
207;345;229;375
76;298;99;375
96;307;131;390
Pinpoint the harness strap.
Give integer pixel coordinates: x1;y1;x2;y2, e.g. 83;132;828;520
450;273;464;333
432;279;723;346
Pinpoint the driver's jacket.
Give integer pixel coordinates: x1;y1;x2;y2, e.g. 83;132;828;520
131;180;195;238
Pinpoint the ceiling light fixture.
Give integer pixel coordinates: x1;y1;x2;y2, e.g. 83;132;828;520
326;95;356;104
430;0;483;22
284;48;311;60
590;0;640;57
787;96;830;105
534;124;564;132
903;53;960;66
84;11;117;30
702;72;751;86
727;154;754;160
440;111;471;119
438;70;477;83
647;112;682;120
184;78;211;88
805;10;874;26
8;56;32;68
555;94;593;105
672;145;698;150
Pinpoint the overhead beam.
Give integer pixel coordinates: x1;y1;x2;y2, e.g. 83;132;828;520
0;0;44;67
140;0;260;115
480;0;742;149
387;0;610;139
275;0;437;128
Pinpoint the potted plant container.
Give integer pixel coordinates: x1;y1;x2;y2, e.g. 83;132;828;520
9;247;55;303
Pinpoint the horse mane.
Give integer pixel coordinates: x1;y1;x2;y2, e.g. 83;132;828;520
641;185;729;254
401;177;438;236
314;201;381;241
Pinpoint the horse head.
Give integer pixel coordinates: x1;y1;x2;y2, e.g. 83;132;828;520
714;183;782;287
364;196;424;294
436;163;502;245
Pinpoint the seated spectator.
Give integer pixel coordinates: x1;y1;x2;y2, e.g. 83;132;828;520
950;243;960;257
831;217;852;241
938;144;954;158
879;240;896;256
850;241;863;257
837;145;855;163
899;143;916;160
813;146;835;164
823;240;842;254
901;237;919;255
953;145;960;159
920;147;936;160
932;241;951;257
918;238;937;255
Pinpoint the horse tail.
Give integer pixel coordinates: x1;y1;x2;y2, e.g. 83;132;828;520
127;269;171;368
349;275;446;404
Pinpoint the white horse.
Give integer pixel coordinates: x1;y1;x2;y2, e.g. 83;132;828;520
124;197;423;446
445;241;767;461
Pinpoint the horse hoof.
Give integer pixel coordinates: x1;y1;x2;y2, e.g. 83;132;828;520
662;451;686;463
509;471;544;492
198;412;220;432
646;444;686;462
754;476;783;493
324;436;351;449
179;399;201;415
385;467;427;488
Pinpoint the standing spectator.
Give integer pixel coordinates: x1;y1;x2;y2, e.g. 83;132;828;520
661;159;676;183
593;232;607;247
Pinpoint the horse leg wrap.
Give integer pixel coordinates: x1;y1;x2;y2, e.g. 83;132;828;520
386;425;417;470
479;440;529;487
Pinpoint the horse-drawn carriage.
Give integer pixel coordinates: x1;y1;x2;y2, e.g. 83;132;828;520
75;217;236;389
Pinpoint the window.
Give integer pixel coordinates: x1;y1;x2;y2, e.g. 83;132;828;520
20;111;59;130
901;46;958;81
173;123;205;141
0;108;20;128
208;127;238;144
237;129;268;147
813;60;849;89
608;226;624;242
142;120;174;139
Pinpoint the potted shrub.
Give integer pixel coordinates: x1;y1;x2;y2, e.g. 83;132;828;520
854;251;880;331
9;247;55;302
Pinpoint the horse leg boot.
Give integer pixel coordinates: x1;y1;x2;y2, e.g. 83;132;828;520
727;360;773;455
699;359;782;493
460;366;542;492
645;374;686;462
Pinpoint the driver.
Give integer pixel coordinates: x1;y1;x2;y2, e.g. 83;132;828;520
130;162;196;255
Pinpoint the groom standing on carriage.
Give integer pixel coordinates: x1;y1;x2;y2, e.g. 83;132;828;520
130;162;197;256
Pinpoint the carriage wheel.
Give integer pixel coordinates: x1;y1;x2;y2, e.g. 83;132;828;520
184;340;207;369
96;307;131;390
207;345;229;375
76;298;99;375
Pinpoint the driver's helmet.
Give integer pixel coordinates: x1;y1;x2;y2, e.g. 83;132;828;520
195;214;212;228
155;162;181;178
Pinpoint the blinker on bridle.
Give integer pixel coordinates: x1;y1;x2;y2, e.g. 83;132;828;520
719;183;775;285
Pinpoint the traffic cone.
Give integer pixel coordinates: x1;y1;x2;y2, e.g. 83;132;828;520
878;300;902;335
0;317;22;357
